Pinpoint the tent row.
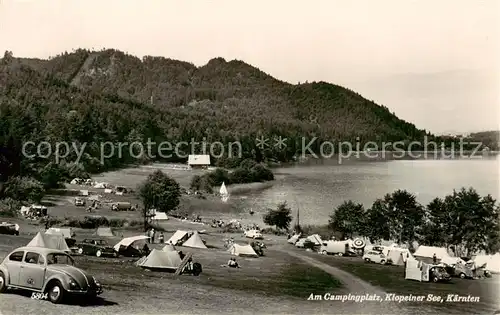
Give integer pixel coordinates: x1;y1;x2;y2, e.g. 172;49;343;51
287;233;500;274
44;226;115;238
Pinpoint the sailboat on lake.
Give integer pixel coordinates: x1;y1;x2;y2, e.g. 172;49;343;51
220;182;229;202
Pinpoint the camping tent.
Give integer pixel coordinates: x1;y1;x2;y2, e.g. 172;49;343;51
295;238;307;247
473;254;500;273
440;256;466;266
45;228;72;239
113;235;149;251
27;232;70;252
182;231;207;249
288;234;301;244
405;257;435;281
162;243;176;252
306;234;322;246
152;212;168;221
167;230;190;246
414;245;451;261
137;249;182;271
386;248;411;266
95;227;114;237
228;244;259;257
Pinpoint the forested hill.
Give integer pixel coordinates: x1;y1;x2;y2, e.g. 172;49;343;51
1;49;429;186
16;49;428;141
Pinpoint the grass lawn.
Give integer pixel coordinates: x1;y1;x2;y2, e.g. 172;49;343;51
302;250;499;314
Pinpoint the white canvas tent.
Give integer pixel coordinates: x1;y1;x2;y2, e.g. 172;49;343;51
95;227;114;237
152;212;169;221
473;254;500;273
295;238;307;247
138;249;182;271
27;232;70;252
386;248;411;266
45;227;72;239
440;256;466;266
113;235;149;251
167;230;190;246
182;231;207;249
162;243;176;252
405;257;423;281
228;244;259;257
288;234;301;244
306;234;322;246
414;245;450;261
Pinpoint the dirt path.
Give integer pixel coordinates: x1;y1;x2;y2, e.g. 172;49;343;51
275;248;417;314
282;249;386;295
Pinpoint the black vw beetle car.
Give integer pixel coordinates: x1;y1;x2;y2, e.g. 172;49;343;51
75;239;118;257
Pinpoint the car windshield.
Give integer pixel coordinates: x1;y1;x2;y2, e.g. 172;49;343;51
98;240;108;245
47;253;74;265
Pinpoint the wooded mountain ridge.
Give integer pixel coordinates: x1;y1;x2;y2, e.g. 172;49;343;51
1;48;430;186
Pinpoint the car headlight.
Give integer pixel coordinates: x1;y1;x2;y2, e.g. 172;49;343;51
69;278;80;290
93;276;101;286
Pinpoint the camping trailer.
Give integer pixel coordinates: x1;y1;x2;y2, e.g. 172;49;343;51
320;240;353;256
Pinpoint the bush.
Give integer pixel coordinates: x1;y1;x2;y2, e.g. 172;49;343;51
192;163;274;193
61;216;141;229
2;176;45;203
260;227;288;236
41;216;64;227
0;198;24;217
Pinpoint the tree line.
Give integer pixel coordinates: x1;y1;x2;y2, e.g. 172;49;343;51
328;188;500;256
261;187;499;256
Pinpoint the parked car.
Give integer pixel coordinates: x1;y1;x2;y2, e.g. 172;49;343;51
0;246;103;303
429;266;451;283
0;222;19;235
74;197;85;207
111;202;131;211
76;239;118;257
244;230;263;239
363;250;389;264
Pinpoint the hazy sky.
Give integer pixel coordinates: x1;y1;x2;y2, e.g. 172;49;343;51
1;0;498;133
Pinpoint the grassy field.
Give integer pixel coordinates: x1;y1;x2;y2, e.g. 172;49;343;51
298;248;499;314
0;228;343;301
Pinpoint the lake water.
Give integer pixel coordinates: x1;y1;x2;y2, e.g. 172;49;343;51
240;156;499;225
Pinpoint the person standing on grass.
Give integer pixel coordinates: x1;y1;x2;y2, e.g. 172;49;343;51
148;228;154;243
433;253;437;264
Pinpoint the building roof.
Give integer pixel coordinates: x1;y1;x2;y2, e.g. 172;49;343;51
188;155;211;165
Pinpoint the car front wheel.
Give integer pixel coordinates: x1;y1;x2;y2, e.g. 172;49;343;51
0;271;7;293
47;281;64;304
77;248;83;255
380;260;386;265
459;273;466;279
96;250;102;257
364;258;370;263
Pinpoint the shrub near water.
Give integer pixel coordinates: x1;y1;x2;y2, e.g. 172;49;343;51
190;160;274;193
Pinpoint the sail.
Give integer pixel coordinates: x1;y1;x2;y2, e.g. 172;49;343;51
220;182;229;202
